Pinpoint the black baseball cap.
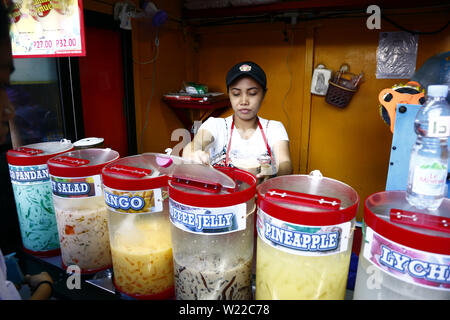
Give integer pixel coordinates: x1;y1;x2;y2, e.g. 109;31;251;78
226;61;267;91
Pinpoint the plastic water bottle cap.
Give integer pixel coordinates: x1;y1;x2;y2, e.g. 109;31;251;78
427;85;449;98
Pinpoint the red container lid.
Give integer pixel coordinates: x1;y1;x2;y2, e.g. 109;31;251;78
168;166;256;208
47;148;120;178
364;191;450;255
7;140;74;166
257;171;359;226
101;153;191;191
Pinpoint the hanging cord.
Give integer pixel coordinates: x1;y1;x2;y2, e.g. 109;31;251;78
133;30;160;65
381;14;449;35
281;25;294;133
138;31;159;152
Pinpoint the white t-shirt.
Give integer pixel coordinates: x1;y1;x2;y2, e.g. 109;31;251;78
0;250;21;300
199;116;289;170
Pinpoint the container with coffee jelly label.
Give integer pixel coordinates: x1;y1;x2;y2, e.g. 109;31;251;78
6;140;74;256
102;153;190;300
353;191;450;300
169;165;257;300
255;171;359;300
47;148;119;273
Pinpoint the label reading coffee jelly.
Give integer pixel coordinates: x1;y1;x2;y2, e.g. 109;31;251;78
257;209;351;256
169;198;246;235
363;226;450;291
51;174;103;198
103;187;163;214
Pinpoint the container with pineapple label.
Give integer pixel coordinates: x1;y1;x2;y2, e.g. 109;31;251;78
7;140;73;256
255;171;359;300
47;148;119;273
102;153;192;299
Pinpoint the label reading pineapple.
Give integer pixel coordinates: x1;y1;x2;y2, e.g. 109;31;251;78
103;187;163;214
257;209;352;256
50;174;103;198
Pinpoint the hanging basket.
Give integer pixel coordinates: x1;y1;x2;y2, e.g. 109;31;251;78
325;80;357;108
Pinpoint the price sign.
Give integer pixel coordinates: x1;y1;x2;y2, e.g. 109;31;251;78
9;0;86;57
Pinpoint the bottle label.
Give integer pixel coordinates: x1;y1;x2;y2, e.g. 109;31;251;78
412;162;448;196
428;116;450;138
363;226;450;291
256;209;352;256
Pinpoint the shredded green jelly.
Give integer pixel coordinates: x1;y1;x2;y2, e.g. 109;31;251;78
12;180;60;252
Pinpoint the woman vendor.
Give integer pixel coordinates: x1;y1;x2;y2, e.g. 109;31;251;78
183;61;293;181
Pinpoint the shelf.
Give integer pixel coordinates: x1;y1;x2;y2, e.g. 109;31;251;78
163;96;231;132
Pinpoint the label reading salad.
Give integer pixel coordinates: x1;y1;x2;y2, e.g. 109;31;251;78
257;209;351;256
50;174;103;198
363;226;450;291
103;187;163;214
169;198;246;235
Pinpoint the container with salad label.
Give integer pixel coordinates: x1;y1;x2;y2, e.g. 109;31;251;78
47;148;119;273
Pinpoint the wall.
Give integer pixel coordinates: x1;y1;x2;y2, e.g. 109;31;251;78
132;6;450;220
131;1;187;154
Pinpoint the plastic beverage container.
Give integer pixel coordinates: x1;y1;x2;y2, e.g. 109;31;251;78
354;191;449;299
255;171;359;300
47;148;119;273
6;140;73;256
102;153;189;299
169;165;257;300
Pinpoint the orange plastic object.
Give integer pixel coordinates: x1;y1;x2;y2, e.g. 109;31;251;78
378;81;424;133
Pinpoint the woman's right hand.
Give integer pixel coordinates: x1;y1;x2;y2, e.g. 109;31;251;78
188;150;210;165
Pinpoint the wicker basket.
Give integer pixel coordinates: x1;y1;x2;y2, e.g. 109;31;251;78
325;80;357;108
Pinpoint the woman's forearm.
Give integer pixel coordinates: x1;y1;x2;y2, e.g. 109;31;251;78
277;160;293;176
30;282;52;300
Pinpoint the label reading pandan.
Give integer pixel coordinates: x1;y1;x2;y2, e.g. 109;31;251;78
9;164;50;184
103;187;163;214
363;226;450;291
50;174;103;198
412;162;448;196
169;198;246;235
257;209;351;256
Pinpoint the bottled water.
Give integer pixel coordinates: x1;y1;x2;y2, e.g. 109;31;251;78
406;85;450;210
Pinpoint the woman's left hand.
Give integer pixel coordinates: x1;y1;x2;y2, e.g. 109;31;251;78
255;173;271;184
